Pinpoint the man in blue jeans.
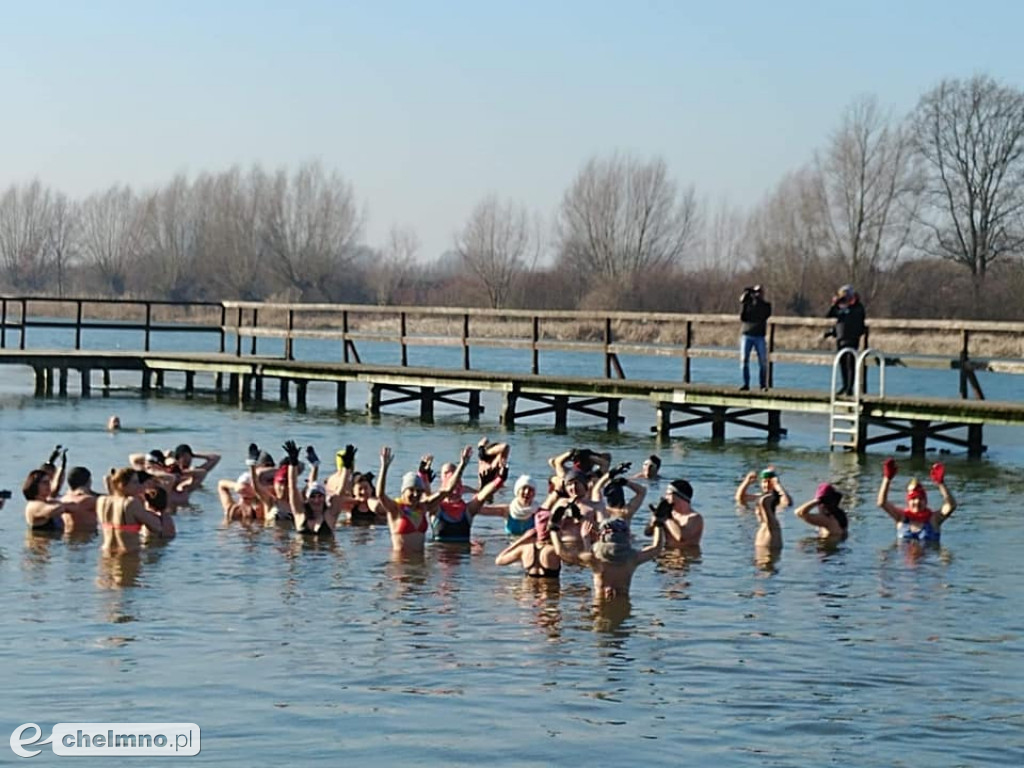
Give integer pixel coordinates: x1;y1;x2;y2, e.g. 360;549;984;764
739;285;771;391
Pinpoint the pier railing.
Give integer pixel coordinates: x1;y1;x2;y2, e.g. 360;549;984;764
2;296;1023;399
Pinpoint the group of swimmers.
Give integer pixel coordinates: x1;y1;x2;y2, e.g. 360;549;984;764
12;427;960;600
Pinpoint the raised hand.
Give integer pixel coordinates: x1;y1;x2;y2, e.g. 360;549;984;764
460;445;473;463
282;440;300;466
380;446;393;467
305;445;321;467
418;457;436;483
882;457;898;480
929;462;945;484
47;445;63;465
246;443;260;467
341;444;357;469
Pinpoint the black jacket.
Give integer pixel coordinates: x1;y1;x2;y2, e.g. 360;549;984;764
826;298;866;346
740;298;772;337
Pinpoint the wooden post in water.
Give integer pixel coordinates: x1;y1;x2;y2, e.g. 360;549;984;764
420;386;434;421
655;403;670;437
336;382;346;411
468;390;481;420
295;380;307;410
710;406;726;440
141;370;152;395
553;396;568;430
910;420;928;456
279;378;289;404
606;399;620;432
43;368;53;395
58;368;68;397
968;424;984;457
81;369;91;397
500;388;518;427
227;373;238;402
215;373;223;393
367;384;381;415
253;375;263;401
240;374;253;403
102;369;111;397
33;367;44;396
185;371;195;398
767;410;782;442
155;371;165;389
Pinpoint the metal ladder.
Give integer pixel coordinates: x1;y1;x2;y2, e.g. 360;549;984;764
829;348;886;451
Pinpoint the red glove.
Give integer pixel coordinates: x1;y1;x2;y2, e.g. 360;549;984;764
882;457;898;480
929;462;945;484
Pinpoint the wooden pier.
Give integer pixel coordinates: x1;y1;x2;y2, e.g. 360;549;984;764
1;296;1023;457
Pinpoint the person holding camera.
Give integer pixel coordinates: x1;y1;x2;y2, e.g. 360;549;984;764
739;285;772;391
825;284;866;396
644;479;704;549
592;462;646;522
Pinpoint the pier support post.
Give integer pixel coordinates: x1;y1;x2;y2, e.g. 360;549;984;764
185;371;195;398
279;378;289;404
58;368;68;397
254;376;263;401
154;371;165;389
606;399;620;432
767;410;782;442
43;368;54;396
655;402;670;437
141;370;152;395
102;369;111;397
33;367;44;396
215;373;223;393
81;368;91;397
910;420;928;456
967;424;985;458
553;396;568;430
711;406;726;440
420;387;434;421
468;390;481;421
500;390;517;427
336;382;347;411
227;373;239;403
295;381;307;410
239;374;253;403
367;384;381;415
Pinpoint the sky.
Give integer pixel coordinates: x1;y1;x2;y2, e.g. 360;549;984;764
2;0;1023;261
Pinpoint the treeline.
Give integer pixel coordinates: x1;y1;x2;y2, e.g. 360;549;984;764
3;75;1024;320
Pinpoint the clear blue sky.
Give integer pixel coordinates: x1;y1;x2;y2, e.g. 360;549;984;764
3;0;1022;260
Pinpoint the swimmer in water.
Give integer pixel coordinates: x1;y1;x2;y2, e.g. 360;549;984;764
736;466;792;509
107;415;121;432
494;510;561;579
550;517;664;601
793;483;849;539
877;458;956;542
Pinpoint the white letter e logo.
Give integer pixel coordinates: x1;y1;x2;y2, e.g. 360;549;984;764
10;723;52;758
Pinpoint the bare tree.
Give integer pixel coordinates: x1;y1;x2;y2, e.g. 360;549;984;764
47;192;78;297
556;154;700;285
368;224;419;305
261;161;363;301
455;195;536;308
816;95;921;299
79;185;147;296
690;197;750;275
140;174;202;300
748;168;831;315
0;180;53;291
911;75;1024;300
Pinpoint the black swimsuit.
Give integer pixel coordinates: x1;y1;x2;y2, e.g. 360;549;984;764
349;504;377;525
526;543;560;578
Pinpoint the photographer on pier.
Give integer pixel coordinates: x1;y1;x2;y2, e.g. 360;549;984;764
825;284;866;397
739;285;771;391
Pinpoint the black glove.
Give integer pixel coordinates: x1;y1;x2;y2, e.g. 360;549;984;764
478;443;490;461
47;445;63;466
418;459;436;483
341;444;357;470
60;447;68;467
497;464;510;484
246;443;260;467
608;461;632;479
823;328;836;340
305;445;320;467
282;440;300;466
550;506;565;528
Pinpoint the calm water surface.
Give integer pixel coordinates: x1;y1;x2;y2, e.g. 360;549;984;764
1;348;1023;766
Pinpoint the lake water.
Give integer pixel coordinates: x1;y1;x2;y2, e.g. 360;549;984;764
1;326;1023;766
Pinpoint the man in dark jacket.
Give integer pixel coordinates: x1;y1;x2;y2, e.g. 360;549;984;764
825;284;866;396
739;285;772;391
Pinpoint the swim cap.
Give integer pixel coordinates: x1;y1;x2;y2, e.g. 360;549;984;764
307;482;326;498
401;472;424;492
602;482;626;508
236;472;252;487
533;509;552;539
815;482;842;507
513;475;535;494
599;518;631;544
906;479;927;503
668;479;693;502
759;468;777;480
273;465;289;485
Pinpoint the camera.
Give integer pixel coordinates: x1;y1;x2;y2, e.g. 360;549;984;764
650;498;673;522
608;461;631;479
